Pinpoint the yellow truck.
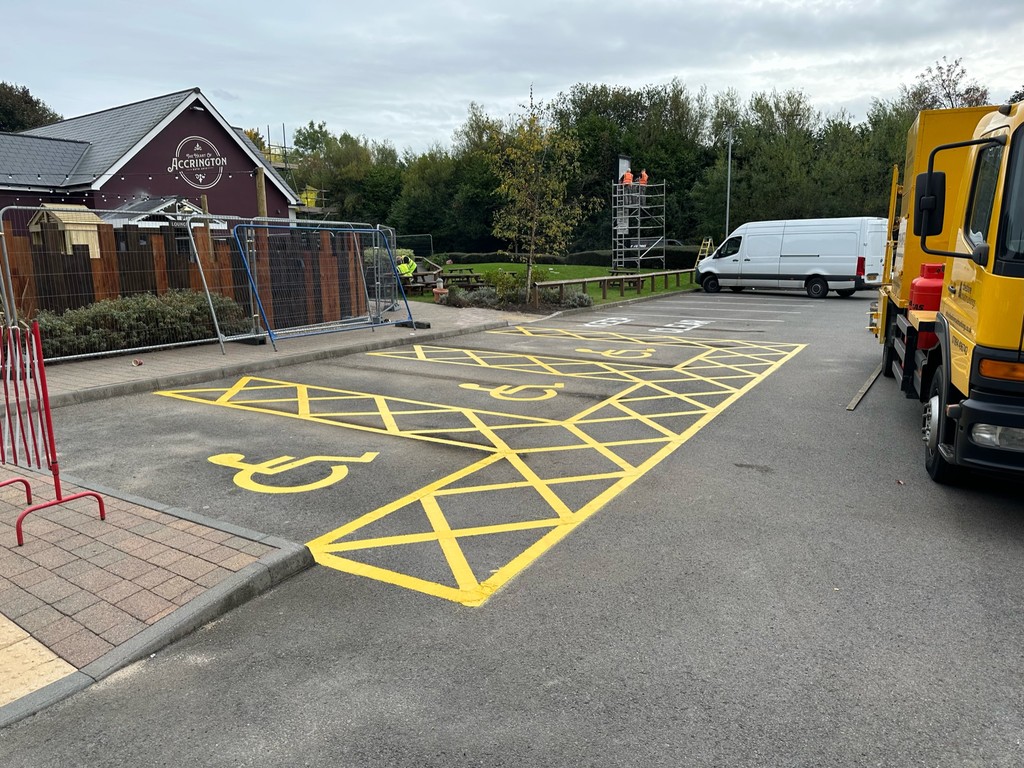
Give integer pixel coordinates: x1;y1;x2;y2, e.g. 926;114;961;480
872;103;1024;482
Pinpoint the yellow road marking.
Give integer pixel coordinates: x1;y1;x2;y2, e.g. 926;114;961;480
161;332;803;606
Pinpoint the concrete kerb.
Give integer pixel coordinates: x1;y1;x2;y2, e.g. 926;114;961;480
0;475;315;730
45;319;514;409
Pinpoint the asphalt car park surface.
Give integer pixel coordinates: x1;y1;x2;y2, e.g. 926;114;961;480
5;289;1024;767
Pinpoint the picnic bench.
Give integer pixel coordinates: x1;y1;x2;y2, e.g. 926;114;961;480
401;258;445;296
442;268;487;289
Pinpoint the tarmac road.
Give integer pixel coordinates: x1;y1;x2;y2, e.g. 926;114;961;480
4;291;1024;767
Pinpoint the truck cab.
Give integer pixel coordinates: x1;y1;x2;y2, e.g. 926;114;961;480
879;103;1024;482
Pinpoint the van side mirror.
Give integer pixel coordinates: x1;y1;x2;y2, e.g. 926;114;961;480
914;171;946;236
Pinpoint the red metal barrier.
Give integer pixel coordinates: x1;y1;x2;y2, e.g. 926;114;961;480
0;322;105;545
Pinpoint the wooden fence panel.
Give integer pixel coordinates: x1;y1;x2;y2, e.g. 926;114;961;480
3;223;36;320
319;231;340;322
93;224;120;302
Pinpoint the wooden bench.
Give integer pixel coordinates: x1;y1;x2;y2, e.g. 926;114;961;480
443;271;487;290
401;277;426;296
402;268;445;296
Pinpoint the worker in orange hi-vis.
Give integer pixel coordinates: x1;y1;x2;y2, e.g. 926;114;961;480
620;168;634;204
636;168;648;205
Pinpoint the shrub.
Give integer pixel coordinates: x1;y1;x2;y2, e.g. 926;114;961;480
35;290;254;359
481;269;524;303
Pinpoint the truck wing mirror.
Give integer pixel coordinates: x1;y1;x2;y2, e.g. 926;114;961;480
914;171;946;237
971;242;989;266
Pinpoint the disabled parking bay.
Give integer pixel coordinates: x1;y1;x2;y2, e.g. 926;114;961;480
50;298;807;608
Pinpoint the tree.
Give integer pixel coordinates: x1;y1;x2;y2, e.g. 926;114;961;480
0;82;61;132
449;103;504;252
901;57;990;110
292;120;334;155
390;147;459;250
1011;85;1024;104
490;90;593;288
362;140;404;225
243;128;266;151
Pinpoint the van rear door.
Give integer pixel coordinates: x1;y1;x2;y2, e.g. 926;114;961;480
862;218;886;286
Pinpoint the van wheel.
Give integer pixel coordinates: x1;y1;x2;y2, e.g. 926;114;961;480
923;365;961;484
836;288;856;297
702;274;721;293
729;287;744;292
806;277;828;299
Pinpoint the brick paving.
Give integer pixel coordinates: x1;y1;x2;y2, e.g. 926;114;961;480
0;467;271;669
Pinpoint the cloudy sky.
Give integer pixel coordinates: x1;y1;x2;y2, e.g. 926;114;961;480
5;0;1023;154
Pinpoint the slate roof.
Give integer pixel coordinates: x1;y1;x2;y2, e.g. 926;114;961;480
22;89;196;185
0;132;90;187
2;88;298;204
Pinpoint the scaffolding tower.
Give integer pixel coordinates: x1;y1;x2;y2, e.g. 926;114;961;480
612;181;666;271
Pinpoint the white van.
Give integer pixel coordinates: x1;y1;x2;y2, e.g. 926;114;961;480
695;217;887;298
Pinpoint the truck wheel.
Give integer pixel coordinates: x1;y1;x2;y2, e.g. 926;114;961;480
923;365;961;484
836;288;856;297
702;274;721;293
806;277;828;299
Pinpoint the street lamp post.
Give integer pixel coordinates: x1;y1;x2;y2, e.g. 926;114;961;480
725;125;733;239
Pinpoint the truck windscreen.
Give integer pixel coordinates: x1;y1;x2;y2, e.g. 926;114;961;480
998;125;1024;264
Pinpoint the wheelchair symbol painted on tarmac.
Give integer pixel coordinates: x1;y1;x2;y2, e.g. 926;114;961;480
459;382;564;401
208;452;379;494
576;347;656;359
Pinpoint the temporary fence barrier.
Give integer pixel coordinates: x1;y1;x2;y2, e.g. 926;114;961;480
226;218;413;348
0;322;105;546
0;204;416;362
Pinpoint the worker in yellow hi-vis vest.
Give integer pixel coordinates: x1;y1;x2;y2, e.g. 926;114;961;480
397;254;417;278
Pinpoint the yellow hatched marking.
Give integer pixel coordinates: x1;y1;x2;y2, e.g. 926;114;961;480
165;336;804;607
326;518;562;552
422;495;478;591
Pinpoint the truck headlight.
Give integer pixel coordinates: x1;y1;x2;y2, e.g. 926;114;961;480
970;424;1024;451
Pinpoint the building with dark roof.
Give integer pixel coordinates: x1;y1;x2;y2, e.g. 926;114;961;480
0;87;299;217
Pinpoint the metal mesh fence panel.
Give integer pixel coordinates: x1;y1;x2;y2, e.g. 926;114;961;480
0;205;414;361
227;219;412;344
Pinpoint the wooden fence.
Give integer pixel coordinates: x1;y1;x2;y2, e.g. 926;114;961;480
0;219;368;329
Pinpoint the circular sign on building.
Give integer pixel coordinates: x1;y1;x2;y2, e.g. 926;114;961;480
168;136;227;190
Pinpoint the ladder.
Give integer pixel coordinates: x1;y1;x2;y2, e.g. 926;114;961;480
697;237;714;259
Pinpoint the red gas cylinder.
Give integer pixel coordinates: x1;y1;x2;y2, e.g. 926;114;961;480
909;263;945;349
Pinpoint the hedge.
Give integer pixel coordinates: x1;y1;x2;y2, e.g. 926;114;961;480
35;290;255;359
